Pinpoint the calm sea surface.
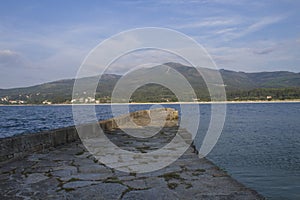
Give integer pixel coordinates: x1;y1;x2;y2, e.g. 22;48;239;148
0;103;299;199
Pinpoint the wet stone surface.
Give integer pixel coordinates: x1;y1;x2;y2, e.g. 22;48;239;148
0;127;264;200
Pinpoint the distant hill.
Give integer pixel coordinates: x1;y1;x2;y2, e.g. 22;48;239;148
0;74;120;104
0;63;299;104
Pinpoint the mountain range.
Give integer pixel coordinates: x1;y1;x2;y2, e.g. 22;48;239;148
1;63;299;104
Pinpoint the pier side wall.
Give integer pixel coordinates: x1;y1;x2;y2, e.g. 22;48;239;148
0;108;178;162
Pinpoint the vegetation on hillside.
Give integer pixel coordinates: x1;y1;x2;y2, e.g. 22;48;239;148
0;63;299;104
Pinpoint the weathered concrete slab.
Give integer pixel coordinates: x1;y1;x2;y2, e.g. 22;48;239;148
0;126;264;199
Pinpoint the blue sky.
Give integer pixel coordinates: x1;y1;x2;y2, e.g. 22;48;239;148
0;0;299;88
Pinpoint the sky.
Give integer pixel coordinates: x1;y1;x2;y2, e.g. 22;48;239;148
0;0;299;88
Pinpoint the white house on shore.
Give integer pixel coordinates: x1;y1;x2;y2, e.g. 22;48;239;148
42;100;52;105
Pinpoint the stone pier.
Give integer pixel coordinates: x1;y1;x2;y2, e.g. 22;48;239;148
0;108;264;199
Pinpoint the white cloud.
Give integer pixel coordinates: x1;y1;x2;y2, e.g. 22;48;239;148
181;14;288;48
0;49;17;56
207;39;300;72
252;47;275;55
0;49;29;67
214;27;237;35
175;17;240;29
0;0;298;88
107;49;188;74
225;15;287;40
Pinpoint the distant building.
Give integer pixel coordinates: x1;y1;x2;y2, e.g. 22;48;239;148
71;97;96;104
266;96;272;101
1;97;8;102
42;100;52;105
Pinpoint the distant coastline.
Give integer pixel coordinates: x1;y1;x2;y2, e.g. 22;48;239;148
1;99;300;106
1;63;300;105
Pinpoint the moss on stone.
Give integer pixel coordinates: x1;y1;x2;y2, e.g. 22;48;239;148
167;182;178;190
64;187;75;192
104;176;123;184
75;151;84;156
159;172;183;181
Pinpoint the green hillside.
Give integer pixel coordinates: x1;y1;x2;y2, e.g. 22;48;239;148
0;63;299;104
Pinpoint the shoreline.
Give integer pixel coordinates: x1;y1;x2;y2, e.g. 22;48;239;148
1;99;300;106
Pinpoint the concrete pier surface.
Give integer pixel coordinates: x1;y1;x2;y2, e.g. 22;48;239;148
0;109;264;199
